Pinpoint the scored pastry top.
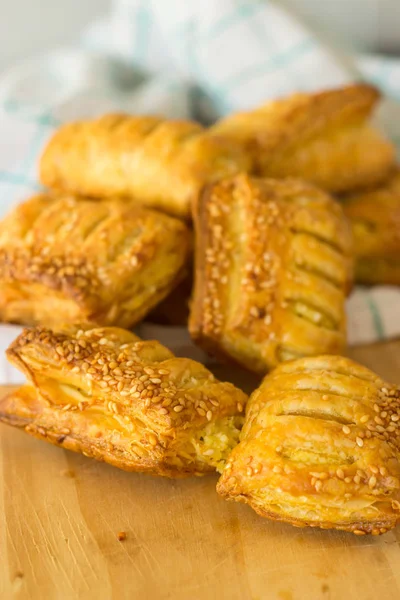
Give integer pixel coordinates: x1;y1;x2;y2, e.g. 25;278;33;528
190;174;353;373
39;114;252;219
0;193;191;328
217;355;400;535
211;84;395;193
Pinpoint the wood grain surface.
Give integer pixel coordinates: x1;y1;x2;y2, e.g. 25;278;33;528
1;340;400;600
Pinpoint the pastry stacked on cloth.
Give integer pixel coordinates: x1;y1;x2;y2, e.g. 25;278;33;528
1;83;400;535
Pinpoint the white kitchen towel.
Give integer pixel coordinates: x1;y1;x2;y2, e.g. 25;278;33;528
0;0;400;384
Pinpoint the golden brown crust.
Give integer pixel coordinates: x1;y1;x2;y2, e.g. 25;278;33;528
217;355;400;535
342;171;400;285
40;114;252;219
0;193;191;328
2;326;248;478
211;84;395;193
189;174;353;374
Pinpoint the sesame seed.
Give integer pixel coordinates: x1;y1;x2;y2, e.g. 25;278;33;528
314;480;322;492
173;405;184;413
206;410;212;421
356;437;364;447
336;469;345;479
369;476;377;488
353;530;366;536
342;425;350;435
272;465;282;474
148;433;158;447
360;415;369;423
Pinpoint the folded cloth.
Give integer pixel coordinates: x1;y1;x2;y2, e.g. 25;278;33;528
0;0;400;384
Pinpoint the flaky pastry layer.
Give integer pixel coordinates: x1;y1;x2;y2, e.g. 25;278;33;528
40;114;251;219
217;355;400;535
342;170;400;285
190;174;353;374
211;84;395;193
0;193;191;328
1;326;247;478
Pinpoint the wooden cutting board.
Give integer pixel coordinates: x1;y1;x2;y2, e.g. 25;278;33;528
2;340;400;600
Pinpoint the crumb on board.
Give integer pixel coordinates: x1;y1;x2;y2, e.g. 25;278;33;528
117;531;127;542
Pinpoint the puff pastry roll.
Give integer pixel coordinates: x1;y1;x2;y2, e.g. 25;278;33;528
217;355;400;535
39;114;251;219
342;171;400;285
190;174;353;374
211;84;395;194
0;193;191;328
1;326;248;477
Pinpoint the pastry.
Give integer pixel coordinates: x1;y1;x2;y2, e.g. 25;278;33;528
1;326;248;478
39;114;251;219
211;84;395;193
0;193;191;328
342;170;400;285
146;272;193;326
189;174;353;374
217;355;400;535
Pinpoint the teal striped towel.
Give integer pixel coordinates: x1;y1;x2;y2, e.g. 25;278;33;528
0;0;400;383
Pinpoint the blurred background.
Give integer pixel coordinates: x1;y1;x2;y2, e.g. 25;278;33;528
0;0;110;72
0;0;399;75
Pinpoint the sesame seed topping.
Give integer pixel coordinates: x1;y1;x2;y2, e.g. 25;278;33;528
356;437;364;447
342;425;350;435
148;433;158;447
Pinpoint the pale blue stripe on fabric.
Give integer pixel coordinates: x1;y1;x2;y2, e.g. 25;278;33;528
133;0;152;64
0;171;41;189
166;0;264;41
200;0;264;43
217;38;315;91
18;124;51;176
365;295;385;340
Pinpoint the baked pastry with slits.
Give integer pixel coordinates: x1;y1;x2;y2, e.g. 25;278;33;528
39;114;251;219
1;326;247;477
217;355;400;535
0;193;191;328
342;170;400;285
211;84;395;193
189;174;353;374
